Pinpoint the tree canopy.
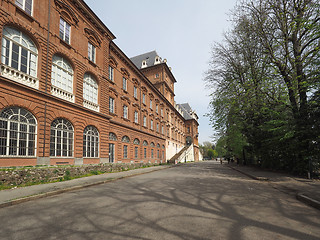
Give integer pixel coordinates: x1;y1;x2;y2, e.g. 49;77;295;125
205;0;320;175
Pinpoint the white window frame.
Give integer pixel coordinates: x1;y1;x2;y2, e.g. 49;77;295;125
109;65;114;81
134;86;137;98
123;105;128;119
0;107;37;157
83;73;98;104
88;42;96;63
134;111;138;123
83;126;99;158
142;93;146;104
109;97;115;114
15;0;33;15
134;146;138;159
50;118;73;157
59;18;71;44
143;116;147;127
1;26;38;77
123;145;128;159
51;55;73;96
151;119;153;130
122;77;127;91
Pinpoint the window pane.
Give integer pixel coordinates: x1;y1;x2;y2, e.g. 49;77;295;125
11;43;19;70
15;0;23;8
25;0;33;15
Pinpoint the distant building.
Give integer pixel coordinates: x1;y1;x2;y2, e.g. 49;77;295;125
0;0;199;166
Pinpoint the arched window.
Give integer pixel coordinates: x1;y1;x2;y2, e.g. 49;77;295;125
143;140;148;146
133;138;140;145
83;126;99;158
122;136;130;143
50;118;73;157
150;142;155;147
51;55;73;101
109;132;117;141
1;26;37;77
0;107;36;156
83;73;98;104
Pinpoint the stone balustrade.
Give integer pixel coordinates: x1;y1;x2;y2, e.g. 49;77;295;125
0;63;39;89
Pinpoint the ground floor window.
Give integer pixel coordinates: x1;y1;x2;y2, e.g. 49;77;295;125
50;118;73;157
135;146;138;159
123;145;128;159
83;126;99;157
144;147;147;158
0;107;37;156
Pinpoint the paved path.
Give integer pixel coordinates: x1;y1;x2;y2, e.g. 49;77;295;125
0;161;319;240
227;162;320;210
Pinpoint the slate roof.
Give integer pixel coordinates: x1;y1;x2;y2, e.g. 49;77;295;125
130;50;160;69
177;103;198;121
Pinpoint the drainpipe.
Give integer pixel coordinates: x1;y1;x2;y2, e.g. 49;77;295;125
42;0;51;157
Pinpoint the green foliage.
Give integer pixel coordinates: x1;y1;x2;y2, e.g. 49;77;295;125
205;0;320;176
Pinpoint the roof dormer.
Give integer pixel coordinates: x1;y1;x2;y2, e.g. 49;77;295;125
141;60;147;68
154;56;161;65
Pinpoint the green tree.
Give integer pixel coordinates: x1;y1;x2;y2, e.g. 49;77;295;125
205;0;320;175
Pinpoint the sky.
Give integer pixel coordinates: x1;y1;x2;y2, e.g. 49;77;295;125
85;0;237;145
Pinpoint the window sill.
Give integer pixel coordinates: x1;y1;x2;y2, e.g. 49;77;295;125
60;39;72;49
109;112;117;116
15;6;35;22
88;60;97;67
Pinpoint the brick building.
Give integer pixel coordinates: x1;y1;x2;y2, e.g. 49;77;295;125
0;0;199;167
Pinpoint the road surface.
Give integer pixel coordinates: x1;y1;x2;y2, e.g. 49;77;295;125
0;161;319;240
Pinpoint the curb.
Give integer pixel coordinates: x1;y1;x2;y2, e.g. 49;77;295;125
227;165;320;211
0;165;172;209
227;165;269;181
296;193;320;210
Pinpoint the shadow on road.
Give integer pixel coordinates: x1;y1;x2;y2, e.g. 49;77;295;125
1;162;319;240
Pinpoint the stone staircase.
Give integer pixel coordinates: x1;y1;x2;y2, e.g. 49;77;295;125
168;145;193;164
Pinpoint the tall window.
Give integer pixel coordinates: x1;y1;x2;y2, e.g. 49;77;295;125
134;86;137;98
151;149;154;158
142;93;146;104
156;123;159;132
122;77;127;91
123;145;128;159
150;100;153;109
123;105;128;119
150;120;153;130
143;116;147;127
135;146;138;159
144;148;147;158
134;111;138;123
161;108;163;117
161;126;164;134
1;26;37;77
0;107;36;156
15;0;33;15
88;42;95;63
50;118;73;157
83;126;99;158
109;66;114;81
109;97;115;114
83;73;98;104
51;55;73;95
59;18;71;44
156;105;158;113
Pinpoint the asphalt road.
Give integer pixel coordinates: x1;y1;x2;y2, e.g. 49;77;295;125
0;162;319;240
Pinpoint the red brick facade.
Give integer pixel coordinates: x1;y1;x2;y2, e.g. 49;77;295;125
0;0;198;166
